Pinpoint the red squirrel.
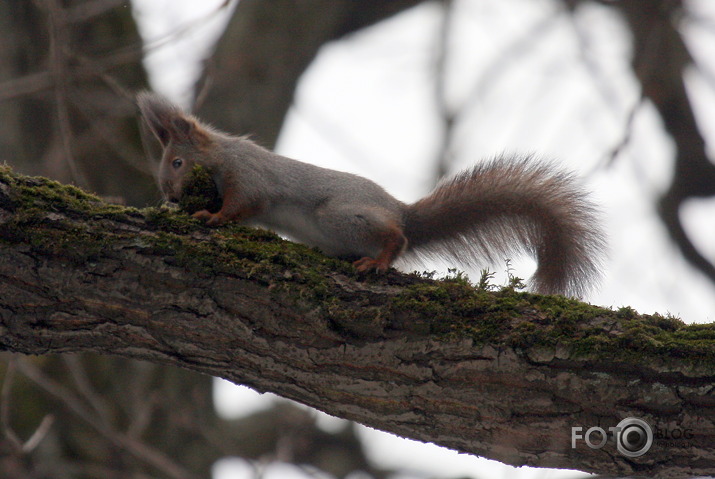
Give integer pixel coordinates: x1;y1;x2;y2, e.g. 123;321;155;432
138;92;605;297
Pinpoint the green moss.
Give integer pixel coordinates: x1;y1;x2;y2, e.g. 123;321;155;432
12;219;109;264
616;305;638;319
383;269;715;368
177;165;222;215
0;166;141;263
143;206;204;234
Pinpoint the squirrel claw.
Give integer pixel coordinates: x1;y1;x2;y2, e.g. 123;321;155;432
192;210;225;226
353;257;389;273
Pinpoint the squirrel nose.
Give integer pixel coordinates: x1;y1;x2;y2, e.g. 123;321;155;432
161;183;178;203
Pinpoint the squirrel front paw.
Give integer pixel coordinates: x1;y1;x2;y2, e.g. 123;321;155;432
192;210;225;226
353;256;389;273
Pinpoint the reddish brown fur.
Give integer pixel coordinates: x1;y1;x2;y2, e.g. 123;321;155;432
403;156;605;297
354;222;407;272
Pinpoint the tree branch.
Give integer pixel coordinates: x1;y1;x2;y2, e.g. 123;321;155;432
615;0;715;284
1;167;714;478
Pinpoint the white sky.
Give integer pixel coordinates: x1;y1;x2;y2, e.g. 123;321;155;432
132;0;715;478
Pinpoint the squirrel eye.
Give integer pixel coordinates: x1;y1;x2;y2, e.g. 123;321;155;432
172;158;183;169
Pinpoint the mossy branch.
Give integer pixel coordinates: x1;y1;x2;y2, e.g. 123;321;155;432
1;166;714;478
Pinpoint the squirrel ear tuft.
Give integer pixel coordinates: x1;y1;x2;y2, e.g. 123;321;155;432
137;91;208;147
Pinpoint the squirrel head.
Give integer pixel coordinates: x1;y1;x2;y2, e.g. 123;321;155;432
137;92;212;202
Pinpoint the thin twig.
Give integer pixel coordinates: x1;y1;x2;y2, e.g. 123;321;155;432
44;0;86;187
22;414;55;453
70;51;136;103
456;11;559;134
0;357;23;451
565;4;644;172
433;0;456;182
0;0;232;104
289;100;384;173
16;358;199;479
1;357;56;454
600;93;646;170
193;58;216;112
135;0;234;62
63;355;112;427
66;0;128;23
62;461;156;479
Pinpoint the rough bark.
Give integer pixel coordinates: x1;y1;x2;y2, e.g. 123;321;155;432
1;167;715;478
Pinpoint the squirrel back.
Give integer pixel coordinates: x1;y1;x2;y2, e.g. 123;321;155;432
404;156;605;296
137;91;604;297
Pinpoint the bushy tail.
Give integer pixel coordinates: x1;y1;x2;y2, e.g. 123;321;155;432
403;156;605;297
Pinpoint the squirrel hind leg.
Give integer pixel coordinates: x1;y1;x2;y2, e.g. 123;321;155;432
353;224;407;272
313;204;407;271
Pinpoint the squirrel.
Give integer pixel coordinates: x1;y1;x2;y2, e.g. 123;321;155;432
137;91;605;297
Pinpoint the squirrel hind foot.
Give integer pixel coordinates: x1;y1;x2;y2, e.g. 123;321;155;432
192;210;226;226
353;257;390;273
352;226;407;273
